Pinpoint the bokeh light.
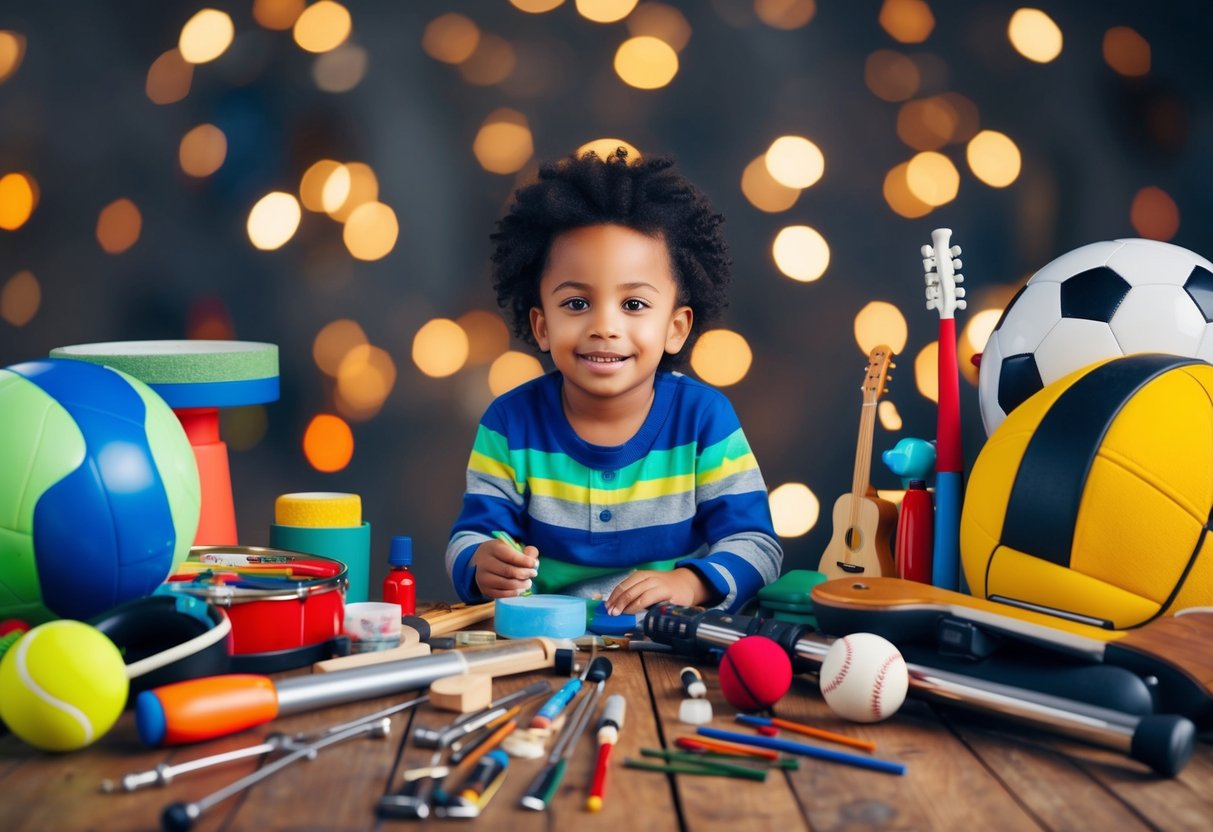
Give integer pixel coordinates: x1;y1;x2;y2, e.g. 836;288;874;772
627;3;692;51
300;159;342;211
326;162;378;222
882;161;932;218
865;50;920;102
303;413;355;472
1008;8;1063;64
966;130;1021;188
577;0;640;24
614;36;679;90
1;270;40;327
313;43;368;92
474;109;535;174
963;308;1002;354
765;135;824;189
768;482;820;538
96;198;142;254
247;191;302;250
772;225;829;282
511;0;565;12
179;124;227;177
457;310;511;366
459;34;517;86
336;344;397;419
314;319;369;376
878;400;902;431
906;151;960;206
914;340;939;403
488;351;545;396
1130;186;1179;241
0;31;27;84
690;329;752;387
1103;26;1150;77
576;138;641;161
740;155;800;213
413;318;470;378
0;173;36;231
146;49;193;104
854;301;908;356
179;9;235;64
422;14;480;64
253;0;305;31
294;1;352;54
343;201;399;261
755;0;816;30
222;405;269;452
878;0;934;44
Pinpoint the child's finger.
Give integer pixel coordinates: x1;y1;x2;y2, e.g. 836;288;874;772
494;541;540;569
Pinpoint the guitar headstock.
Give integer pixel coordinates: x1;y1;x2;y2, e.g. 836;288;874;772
862;345;894;405
921;227;966;320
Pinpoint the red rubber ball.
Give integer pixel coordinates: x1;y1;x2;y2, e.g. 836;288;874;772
718;635;792;712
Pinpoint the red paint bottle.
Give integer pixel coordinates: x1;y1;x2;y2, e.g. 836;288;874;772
895;480;933;584
382;535;416;615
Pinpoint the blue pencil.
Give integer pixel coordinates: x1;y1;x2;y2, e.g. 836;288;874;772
697;727;906;776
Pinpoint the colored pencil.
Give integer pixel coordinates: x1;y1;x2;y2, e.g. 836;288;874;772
697;727;906;775
735;714;877;752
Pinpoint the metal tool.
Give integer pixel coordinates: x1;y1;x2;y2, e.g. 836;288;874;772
413;680;551;748
520;656;613;811
105;695;428;793
160;717;391;831
531;645;594;729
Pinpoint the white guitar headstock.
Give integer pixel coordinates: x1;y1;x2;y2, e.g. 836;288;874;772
921;227;966;320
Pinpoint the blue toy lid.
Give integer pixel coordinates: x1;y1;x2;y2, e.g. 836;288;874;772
389;535;413;566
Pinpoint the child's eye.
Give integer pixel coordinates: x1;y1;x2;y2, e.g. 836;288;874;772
623;299;650;311
560;298;589;311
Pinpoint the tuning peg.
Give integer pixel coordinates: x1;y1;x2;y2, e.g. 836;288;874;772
922;258;935;272
950;245;961;256
954;286;966;298
953;271;964;283
956;299;968;310
952;258;963;271
920;244;933;258
889;362;896;369
926;299;938;310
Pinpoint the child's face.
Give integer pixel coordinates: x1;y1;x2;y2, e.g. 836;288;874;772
529;224;692;402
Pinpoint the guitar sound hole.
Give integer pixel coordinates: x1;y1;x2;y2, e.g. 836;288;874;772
844;528;863;550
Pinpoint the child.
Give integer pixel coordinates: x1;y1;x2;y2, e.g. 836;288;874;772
445;149;782;615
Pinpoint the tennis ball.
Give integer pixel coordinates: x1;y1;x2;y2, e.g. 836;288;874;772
819;632;908;723
0;620;129;751
718;635;792;712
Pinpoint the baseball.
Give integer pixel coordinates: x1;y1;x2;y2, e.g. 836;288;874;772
819;632;908;723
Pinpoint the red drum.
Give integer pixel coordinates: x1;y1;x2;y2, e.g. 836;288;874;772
164;546;346;656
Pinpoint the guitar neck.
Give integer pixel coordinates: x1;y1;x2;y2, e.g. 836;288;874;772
936;317;962;472
849;396;879;499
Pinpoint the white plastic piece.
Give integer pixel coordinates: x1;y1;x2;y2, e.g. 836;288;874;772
678;698;714;725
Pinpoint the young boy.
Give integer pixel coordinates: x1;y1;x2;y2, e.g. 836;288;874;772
446;149;782;615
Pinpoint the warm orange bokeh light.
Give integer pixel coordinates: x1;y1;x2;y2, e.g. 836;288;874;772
303;413;355;472
96;198;142;254
1130;186;1179;241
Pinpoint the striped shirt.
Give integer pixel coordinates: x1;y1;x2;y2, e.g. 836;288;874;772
445;370;783;612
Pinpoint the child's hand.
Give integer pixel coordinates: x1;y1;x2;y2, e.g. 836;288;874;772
471;538;539;598
605;567;709;615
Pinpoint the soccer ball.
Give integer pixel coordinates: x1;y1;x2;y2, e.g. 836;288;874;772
0;359;200;623
978;238;1213;435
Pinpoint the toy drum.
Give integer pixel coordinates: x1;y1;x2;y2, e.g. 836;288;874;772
163;546;347;656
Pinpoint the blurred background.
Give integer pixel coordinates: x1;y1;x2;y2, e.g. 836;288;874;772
2;0;1210;602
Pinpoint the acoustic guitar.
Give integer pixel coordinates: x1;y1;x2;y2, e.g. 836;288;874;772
817;345;898;580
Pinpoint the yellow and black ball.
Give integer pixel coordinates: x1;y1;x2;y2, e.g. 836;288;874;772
961;353;1213;629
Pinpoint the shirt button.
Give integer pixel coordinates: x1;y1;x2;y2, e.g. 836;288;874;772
601;471;615;481
599;510;612;522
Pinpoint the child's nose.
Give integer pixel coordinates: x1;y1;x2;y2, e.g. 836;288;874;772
589;307;622;337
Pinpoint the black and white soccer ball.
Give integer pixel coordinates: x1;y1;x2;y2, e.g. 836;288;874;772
978;238;1213;435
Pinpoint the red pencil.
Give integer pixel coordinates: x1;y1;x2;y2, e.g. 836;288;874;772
587;694;626;812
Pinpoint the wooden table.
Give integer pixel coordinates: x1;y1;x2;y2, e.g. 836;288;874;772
1;641;1210;831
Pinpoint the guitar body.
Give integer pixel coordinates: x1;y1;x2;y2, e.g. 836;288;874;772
817;491;898;580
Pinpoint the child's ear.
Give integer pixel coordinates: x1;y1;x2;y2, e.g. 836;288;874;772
529;306;550;352
666;305;693;354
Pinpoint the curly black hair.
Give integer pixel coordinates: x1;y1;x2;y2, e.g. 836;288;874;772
490;148;731;370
